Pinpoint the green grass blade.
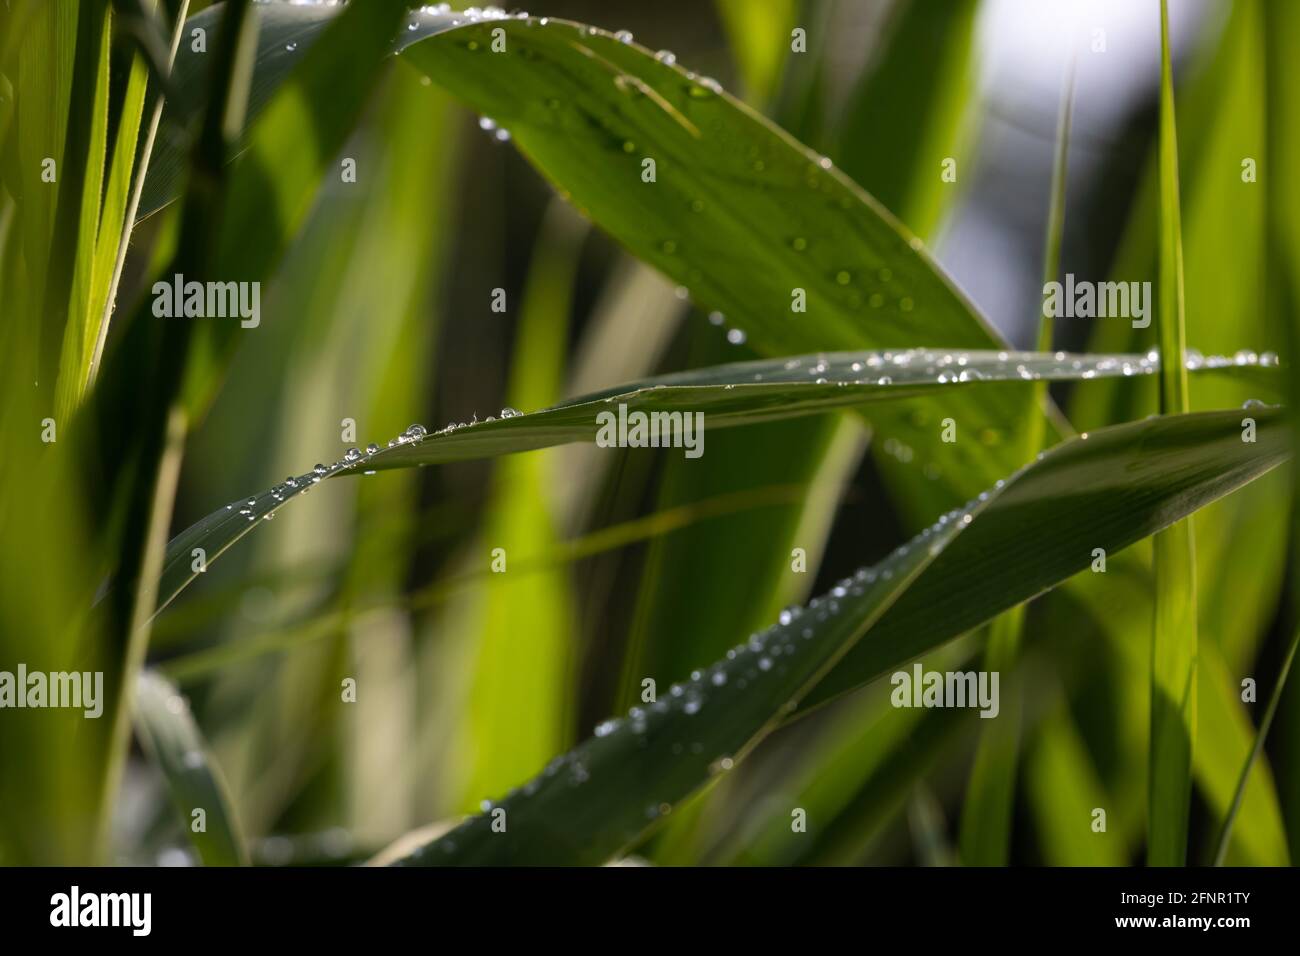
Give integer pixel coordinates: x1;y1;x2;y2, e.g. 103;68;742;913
395;15;1000;353
85;0;190;389
151;350;1262;614
1148;0;1198;866
382;407;1286;865
798;407;1285;714
1210;633;1297;865
51;2;111;421
10;0;79;395
1038;53;1075;354
134;670;248;865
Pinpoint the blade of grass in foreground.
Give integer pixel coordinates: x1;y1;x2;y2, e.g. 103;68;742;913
381;407;1286;865
152;349;1269;615
85;0;191;390
1148;0;1198;867
134;670;247;865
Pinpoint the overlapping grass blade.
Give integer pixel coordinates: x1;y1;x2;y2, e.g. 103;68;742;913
153;350;1260;615
85;0;191;388
381;407;1287;865
50;1;110;420
798;407;1284;713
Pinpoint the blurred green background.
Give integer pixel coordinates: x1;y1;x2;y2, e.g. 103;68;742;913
1;0;1297;867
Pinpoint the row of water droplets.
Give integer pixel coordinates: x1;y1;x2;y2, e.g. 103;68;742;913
424;483;1010;858
410;3;513;24
223;410;522;523
638;348;1281;393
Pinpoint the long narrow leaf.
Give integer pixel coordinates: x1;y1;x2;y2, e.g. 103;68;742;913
153;350;1264;616
383;407;1286;864
1148;0;1198;866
